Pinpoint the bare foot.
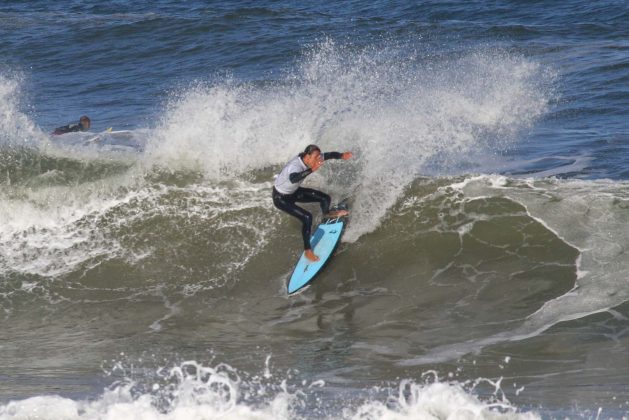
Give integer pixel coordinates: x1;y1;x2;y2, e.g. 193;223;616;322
326;209;349;218
304;249;320;262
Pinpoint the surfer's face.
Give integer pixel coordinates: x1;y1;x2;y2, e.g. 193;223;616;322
303;150;322;168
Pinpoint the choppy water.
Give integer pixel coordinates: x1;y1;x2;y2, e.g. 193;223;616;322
1;1;629;418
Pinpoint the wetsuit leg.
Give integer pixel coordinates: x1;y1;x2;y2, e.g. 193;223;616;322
292;187;331;215
273;188;314;250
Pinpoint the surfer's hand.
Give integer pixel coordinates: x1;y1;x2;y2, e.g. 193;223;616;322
342;152;352;160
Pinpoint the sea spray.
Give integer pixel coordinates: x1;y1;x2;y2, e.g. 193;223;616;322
146;40;554;242
0;358;539;419
0;73;42;148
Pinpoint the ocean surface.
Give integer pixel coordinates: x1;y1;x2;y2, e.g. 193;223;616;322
1;1;629;418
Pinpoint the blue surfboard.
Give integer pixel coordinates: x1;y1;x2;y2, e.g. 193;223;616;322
287;210;347;294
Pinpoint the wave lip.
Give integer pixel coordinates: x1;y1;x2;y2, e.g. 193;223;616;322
146;40;554;242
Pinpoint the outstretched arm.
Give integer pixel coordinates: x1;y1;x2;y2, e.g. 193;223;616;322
290;151;351;182
323;151;352;160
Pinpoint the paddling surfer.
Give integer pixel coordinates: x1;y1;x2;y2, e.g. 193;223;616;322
273;144;352;262
52;115;91;135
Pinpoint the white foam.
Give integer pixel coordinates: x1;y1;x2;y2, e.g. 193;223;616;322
0;178;145;277
145;41;554;243
0;383;294;420
0;178;274;280
349;380;538;420
0;361;538;420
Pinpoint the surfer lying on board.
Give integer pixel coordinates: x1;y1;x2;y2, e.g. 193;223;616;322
273;144;352;262
52;115;91;135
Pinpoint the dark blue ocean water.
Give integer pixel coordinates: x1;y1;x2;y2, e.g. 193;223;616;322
2;1;629;419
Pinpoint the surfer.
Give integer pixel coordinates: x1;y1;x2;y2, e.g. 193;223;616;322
273;144;352;262
52;115;91;135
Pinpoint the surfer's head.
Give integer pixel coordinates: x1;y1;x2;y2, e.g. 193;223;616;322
79;115;91;130
301;144;322;169
302;144;321;156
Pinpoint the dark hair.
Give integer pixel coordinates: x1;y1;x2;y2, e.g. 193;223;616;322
80;115;90;123
302;144;321;155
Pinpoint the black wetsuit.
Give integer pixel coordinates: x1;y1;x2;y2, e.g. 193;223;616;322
272;152;343;250
52;122;87;135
